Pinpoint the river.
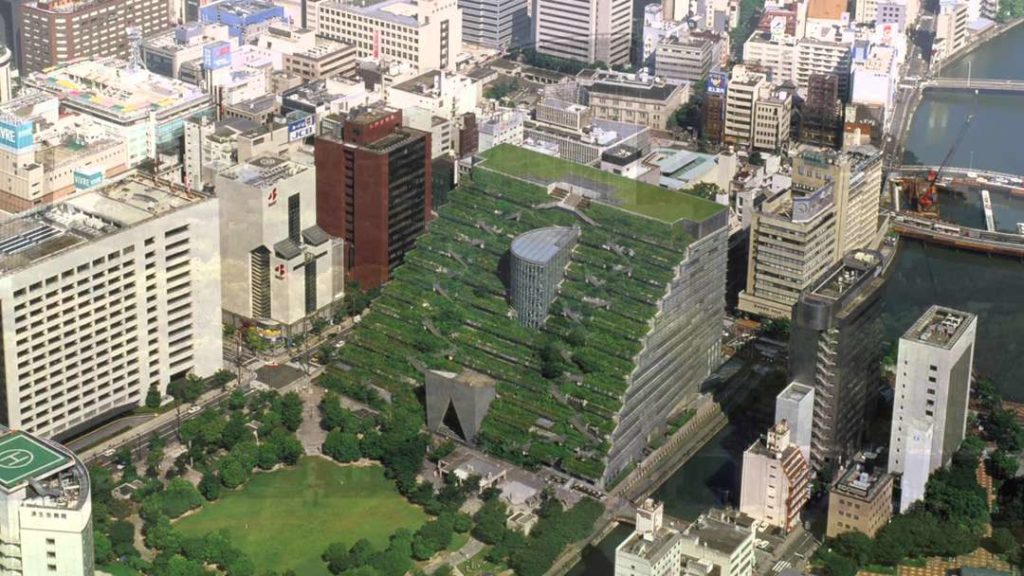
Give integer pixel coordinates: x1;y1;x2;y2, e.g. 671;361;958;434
567;24;1024;576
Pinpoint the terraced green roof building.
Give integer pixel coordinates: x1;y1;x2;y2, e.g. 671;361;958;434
330;144;728;487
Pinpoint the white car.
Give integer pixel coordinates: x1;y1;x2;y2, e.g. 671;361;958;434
102;448;116;458
187;405;201;415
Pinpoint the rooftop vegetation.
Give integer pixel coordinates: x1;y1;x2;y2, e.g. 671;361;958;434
328;155;706;482
479;144;725;224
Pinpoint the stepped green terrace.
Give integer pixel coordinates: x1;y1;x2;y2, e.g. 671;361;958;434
327;146;726;484
478;144;723;224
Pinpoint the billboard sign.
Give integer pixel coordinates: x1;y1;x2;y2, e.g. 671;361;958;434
203;41;232;70
287;112;315;142
792;182;835;223
706;71;728;96
73;169;104;190
0;120;33;151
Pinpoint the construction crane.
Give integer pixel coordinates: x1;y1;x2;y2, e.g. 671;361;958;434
900;101;976;215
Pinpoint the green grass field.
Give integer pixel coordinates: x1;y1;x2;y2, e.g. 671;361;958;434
479;144;724;224
174;457;428;575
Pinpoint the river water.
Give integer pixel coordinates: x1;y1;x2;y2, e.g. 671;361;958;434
568;25;1024;575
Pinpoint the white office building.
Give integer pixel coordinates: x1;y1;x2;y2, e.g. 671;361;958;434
0;177;223;440
533;0;632;66
776;381;815;464
0;428;93;576
315;0;463;72
889;306;977;512
217;155;344;333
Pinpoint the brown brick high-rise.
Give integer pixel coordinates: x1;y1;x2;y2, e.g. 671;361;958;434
315;106;432;289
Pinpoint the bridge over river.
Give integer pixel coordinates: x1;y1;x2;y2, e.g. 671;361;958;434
922;77;1024;94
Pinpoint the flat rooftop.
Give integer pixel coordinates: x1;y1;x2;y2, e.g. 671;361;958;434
832;460;891;501
203;0;281;17
219;155;309;188
0;177;201;274
25;59;210;123
904;305;976;350
321;0;422;26
684;510;752;555
0;431;71;490
807;249;882;300
778;381;814;403
480;144;724;225
619;526;684;564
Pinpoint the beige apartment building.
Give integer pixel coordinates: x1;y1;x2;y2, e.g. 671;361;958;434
827;459;894;538
738;145;882;319
724;66;766;147
315;0;462;72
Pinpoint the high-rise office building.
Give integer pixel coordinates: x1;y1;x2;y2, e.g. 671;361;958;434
18;0;172;74
0;427;94;575
217;154;345;333
533;0;631;66
314;106;432;289
789;249;886;469
791;144;883;255
740;421;811;531
889;306;976;512
0;176;222;440
459;0;530;49
738;145;882;318
315;0;463;72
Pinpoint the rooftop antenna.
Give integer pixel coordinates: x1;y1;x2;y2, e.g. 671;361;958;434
126;26;145;73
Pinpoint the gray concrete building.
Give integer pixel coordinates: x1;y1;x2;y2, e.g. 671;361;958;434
425;369;497;443
459;0;530;49
789;249;887;470
889;306;976;512
509;226;579;328
655;34;719;84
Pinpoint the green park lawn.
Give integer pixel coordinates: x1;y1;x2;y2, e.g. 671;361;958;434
174;456;428;575
479;144;724;224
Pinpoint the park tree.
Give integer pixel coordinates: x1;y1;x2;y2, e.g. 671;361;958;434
323;541;350;574
257;443;279;470
412;515;455;560
93;532;113;564
163;555;207;576
280;392;304;432
159;478;204;518
988;449;1019;480
144;514;180;551
199;471;221;501
989;527;1018;554
473;498;509;545
108;520;138;558
324;430;361;463
218;455;249;489
146;386;162;409
829;532;874;566
275;435;303;466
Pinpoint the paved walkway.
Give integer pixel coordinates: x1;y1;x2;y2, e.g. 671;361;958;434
422;537;487;575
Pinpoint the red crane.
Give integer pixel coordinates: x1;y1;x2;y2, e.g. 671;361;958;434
918;112;975;210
